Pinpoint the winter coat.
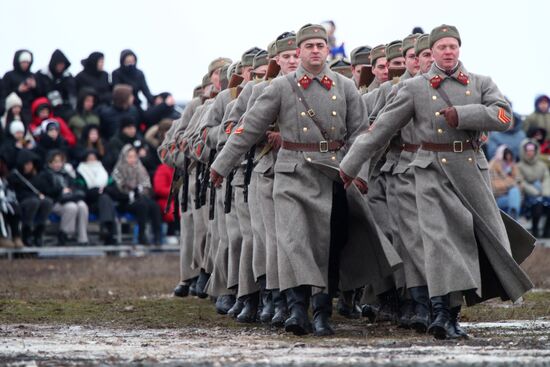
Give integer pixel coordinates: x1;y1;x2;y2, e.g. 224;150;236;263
75;52;112;106
153;163;174;222
2;50;40;121
68;88;100;139
489;145;522;198
111;49;154;108
523;95;550;134
517;139;550;197
29;97;76;146
97;103;140;140
33;133;69;165
6;149;43;202
35;49;77;111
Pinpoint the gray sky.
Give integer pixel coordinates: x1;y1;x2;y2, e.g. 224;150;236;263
2;0;548;114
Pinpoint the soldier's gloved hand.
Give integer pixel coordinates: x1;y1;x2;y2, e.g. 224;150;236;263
339;169;354;189
439;107;458;128
266;131;282;150
353;177;368;195
210;168;224;188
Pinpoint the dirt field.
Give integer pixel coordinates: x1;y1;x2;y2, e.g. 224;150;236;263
1;247;550;366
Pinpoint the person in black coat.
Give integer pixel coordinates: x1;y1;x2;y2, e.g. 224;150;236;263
35;49;77;121
75;52;112;106
97;84;141;140
6;149;53;246
111;49;154;109
102;118;146;173
2;50;40;123
142;92;180;129
33;120;69;166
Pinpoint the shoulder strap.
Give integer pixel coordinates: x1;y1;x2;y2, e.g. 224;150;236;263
285;74;329;140
423;74;453;108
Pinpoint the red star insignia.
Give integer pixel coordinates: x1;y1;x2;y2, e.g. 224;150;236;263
321;75;333;91
457;72;469;86
299;75;312;89
430;75;443;89
288;40;294;45
314;29;319;33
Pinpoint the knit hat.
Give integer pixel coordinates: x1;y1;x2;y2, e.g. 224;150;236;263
19;51;32;63
385;40;403;61
415;34;430;56
42;119;59;133
296;23;328;46
402;34;420;56
350;46;372;66
9;120;25;135
5;92;22;111
120;117;136;130
429;24;461;48
369;44;387;67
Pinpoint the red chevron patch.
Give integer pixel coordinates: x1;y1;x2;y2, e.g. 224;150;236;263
498;107;511;124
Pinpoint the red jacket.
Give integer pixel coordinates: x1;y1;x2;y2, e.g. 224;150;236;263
29;97;77;146
153;163;175;222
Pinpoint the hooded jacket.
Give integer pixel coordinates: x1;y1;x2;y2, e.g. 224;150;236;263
29;97;76;146
486;111;526;160
75;52;112;106
523;95;550;134
111;49;154;107
2;50;40;113
35;49;76;108
68;88;100;139
517;139;550;197
489;145;521;198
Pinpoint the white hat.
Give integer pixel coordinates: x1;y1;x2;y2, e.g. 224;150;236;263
9;120;25;136
19;51;32;63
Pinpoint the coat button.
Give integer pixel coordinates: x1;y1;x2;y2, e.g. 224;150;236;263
306;157;312;162
465;90;471;96
332;111;337;116
332;82;336;86
331;126;336;130
468;157;473;162
437;128;443;134
435;111;440;116
303;127;308;132
301;112;306;117
441;158;447;164
331;156;336;161
432;95;437;100
332;95;337;100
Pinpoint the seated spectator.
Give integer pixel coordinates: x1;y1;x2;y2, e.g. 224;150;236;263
33;120;69;163
0;154;24;249
97;84;140;140
35;49;77;121
518;140;550;237
153;162;177;235
2;50;40;123
102;118;145;172
107;145;162;245
112;50;154;109
2;92;28;131
143;92;179;129
486;100;525;161
0;120;34;169
29;97;76;146
68;88;100;139
523;95;550;134
75;52;111;107
526;127;550;168
76;150;116;245
6;150;53;247
75;124;105;163
489;145;522;220
35;150;89;246
145;118;173;149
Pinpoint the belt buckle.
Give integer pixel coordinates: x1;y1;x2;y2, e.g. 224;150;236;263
307;109;316;117
453;140;463;153
319;140;329;153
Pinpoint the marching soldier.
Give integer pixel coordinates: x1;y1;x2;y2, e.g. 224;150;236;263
340;24;535;340
349;45;371;88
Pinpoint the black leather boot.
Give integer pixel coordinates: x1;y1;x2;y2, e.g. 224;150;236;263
284;286;312;336
361;304;377;323
196;271;210;299
450;305;469;339
377;288;401;324
337;290;360;319
216;294;236;315
173;282;190;297
312;293;335;336
398;298;415;329
428;295;456;340
236;292;260;323
189;277;198;296
228;297;245;318
258;277;274;323
271;289;288;328
409;286;431;333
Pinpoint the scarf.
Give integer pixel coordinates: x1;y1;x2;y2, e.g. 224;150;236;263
77;161;109;189
112;144;151;194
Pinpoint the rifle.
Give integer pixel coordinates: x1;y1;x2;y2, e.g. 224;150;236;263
358;65;375;90
205;150;217;220
194;162;203;210
224;169;235;214
388;67;406;80
265;59;281;80
228;74;245;89
199;150;215;208
180;157;190;213
243;145;255;203
164;168;182;215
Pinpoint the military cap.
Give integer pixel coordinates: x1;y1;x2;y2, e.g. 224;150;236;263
275;31;297;54
296;23;328;46
208;57;232;76
201;73;211;88
350;46;372;66
429;24;461;48
192;85;202;98
385;40;403;61
328;58;352;77
219;63;231;84
241;47;263;67
402;34;420;56
252;50;268;69
415;34;430;56
227;61;238;80
235;61;243;75
267;41;277;59
369;44;387;67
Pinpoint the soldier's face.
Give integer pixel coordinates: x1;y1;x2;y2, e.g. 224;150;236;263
432;37;460;70
404;48;419;76
372;58;388;83
388;57;405;69
417;49;434;74
298;39;329;69
276;50;299;75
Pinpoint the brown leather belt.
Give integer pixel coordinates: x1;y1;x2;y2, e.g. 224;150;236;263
391;141;420;153
282;140;344;153
421;140;480;153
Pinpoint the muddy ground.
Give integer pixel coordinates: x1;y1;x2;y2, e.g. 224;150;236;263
1;246;550;366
